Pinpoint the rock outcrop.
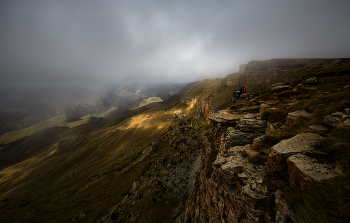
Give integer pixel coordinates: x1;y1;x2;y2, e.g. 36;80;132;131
180;110;342;223
267;133;323;172
197;100;217;122
287;153;342;191
238;59;323;92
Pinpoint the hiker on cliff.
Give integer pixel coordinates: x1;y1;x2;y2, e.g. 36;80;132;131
242;87;246;94
232;88;242;103
233;89;241;99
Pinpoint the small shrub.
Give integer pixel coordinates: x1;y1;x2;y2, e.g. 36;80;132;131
287;116;311;132
241;150;249;158
330;126;350;140
264;134;283;146
121;191;132;197
110;211;119;220
338;100;350;111
276;90;300;99
248;155;267;165
318;127;350;173
19;199;30;207
251;142;269;152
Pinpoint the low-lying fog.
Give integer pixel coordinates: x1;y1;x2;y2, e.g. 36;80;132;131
0;82;186;134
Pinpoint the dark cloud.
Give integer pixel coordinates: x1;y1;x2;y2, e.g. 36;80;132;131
1;0;350;86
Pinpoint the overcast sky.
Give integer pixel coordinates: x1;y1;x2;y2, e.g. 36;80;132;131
1;0;350;87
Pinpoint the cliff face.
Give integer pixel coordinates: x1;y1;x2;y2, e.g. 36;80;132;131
238;59;323;92
196;100;217;123
180;59;326;121
179;110;342;223
182;112;274;223
176;58;350;222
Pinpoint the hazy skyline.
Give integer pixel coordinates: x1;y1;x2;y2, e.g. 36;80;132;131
1;0;350;87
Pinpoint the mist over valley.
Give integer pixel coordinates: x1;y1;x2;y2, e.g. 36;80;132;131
1;1;350;222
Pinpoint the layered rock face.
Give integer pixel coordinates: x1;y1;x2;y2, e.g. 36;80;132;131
180;59;326;123
181;110;342;223
182;112;272;223
197;100;217;123
238;59;323;92
224;73;240;86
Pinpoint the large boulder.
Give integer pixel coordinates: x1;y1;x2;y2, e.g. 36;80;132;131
287;153;342;191
267;133;324;172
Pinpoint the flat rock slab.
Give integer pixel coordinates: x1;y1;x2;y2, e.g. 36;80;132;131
287;153;342;191
237;118;267;132
309;125;328;131
286;110;312;124
267;133;324;172
209;110;241;123
239;113;261;119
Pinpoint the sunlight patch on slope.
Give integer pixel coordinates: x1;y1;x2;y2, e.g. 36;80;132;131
0;146;56;197
0;115;89;145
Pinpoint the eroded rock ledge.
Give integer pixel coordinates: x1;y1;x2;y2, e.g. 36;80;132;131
177;110;342;223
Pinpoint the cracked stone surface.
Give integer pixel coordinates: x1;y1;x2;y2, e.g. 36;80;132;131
267;133;324;172
287;153;342;191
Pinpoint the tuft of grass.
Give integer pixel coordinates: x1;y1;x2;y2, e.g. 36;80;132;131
318;126;350;173
304;92;350;113
262;109;288;123
276;90;300;99
338;100;350;111
241;150;249;158
251;142;268;152
287;116;312;132
284;178;350;223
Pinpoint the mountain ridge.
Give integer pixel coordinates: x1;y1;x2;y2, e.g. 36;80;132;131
0;58;350;222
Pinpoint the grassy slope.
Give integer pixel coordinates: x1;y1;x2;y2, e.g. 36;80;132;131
180;80;238;111
0;114;90;145
0;95;194;222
